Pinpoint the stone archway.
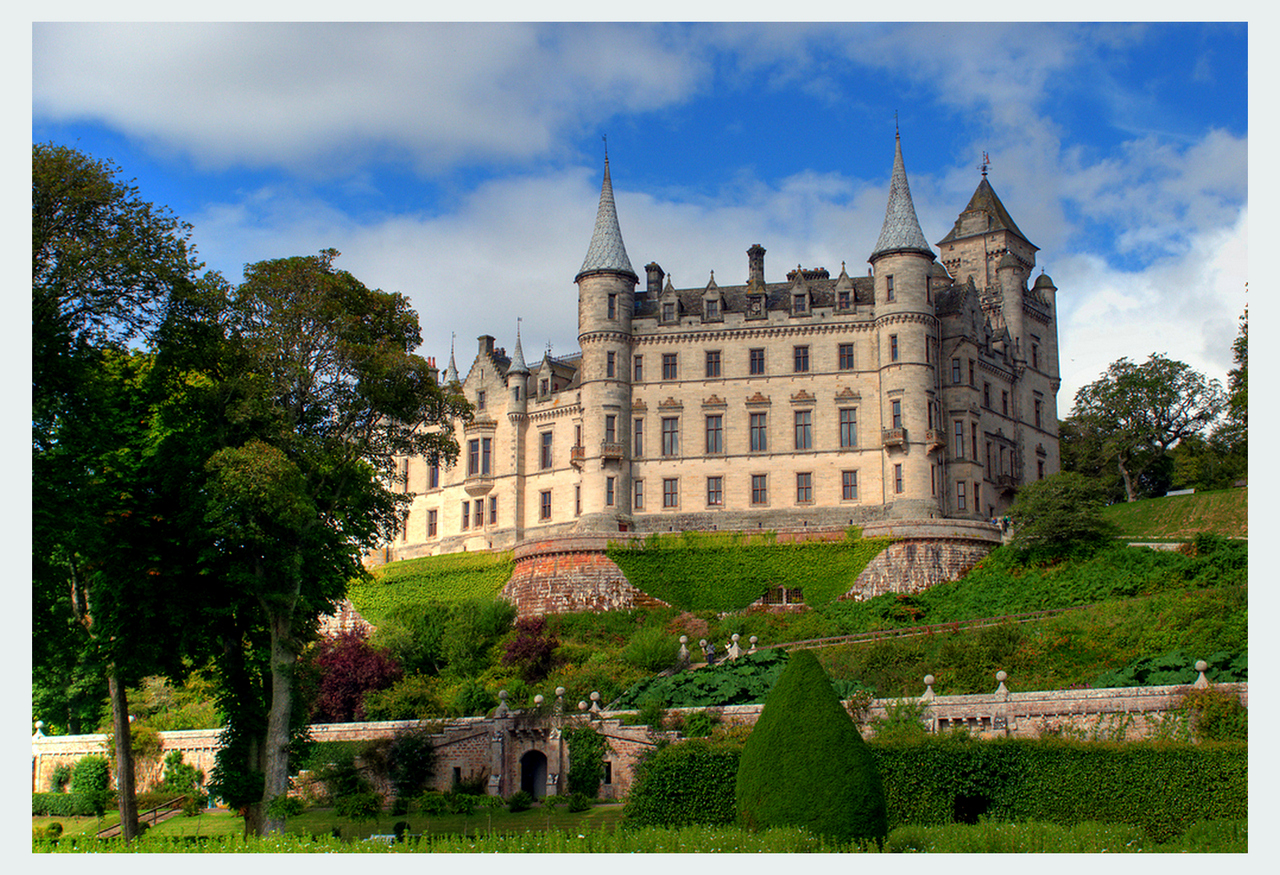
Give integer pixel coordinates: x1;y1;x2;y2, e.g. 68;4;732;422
519;749;548;798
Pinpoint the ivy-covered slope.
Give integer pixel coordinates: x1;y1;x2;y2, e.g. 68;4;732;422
347;551;514;625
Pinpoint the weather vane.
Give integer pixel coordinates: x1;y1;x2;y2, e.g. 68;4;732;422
979;151;991;178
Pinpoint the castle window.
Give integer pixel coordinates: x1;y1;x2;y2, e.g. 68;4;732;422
890;334;899;362
489;496;497;526
1034;398;1043;429
705;415;723;454
706;349;721;378
606;476;615;507
984;382;991;408
474;502;483;528
926;337;933;364
607;351;616;378
839;343;855;370
662;302;676;322
634;355;643;381
954;420;965;458
661;417;680;456
750;412;768;452
468;439;480;475
707;476;723;506
957;480;967;511
969;359;976;386
894;464;903;494
429;463;439;489
749;348;765;375
793;294;807;313
794;410;812;450
1038;459;1045;479
886;274;895;302
633;418;644;457
971;424;978;461
891;400;902;429
705;298;720;320
427;509;438;537
634;479;644;510
663;478;679;508
1032;340;1040;370
662;353;678;381
608;293;617;319
931;463;936;496
513;385;520;402
1002;391;1009;416
477;390;485;411
461;500;470;529
540;432;553;469
751;474;768;505
541;378;549;395
842;470;858;501
838;289;851;309
973;482;980;510
540;490;552;520
840;408;857;448
605;414;616;443
796;472;813;503
952;358;962;384
793;345;809;373
575;484;581;516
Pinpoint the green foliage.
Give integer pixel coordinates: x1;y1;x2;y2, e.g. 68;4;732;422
1095;649;1246;688
157;750;207;809
564;725;608;798
266;794;305;820
32;793;102;817
1101;488;1247;539
70;755;111;817
680;709;720;738
736;649;887;843
612;648;789;710
49;764;72;793
870;736;1247;841
566;793;592;813
386;725;437;801
334;791;384;822
623;739;743;827
348;554;515;625
1008;472;1116;553
506;790;534;812
620;624;679;673
1180;687;1248;742
870;699;931;741
606;531;893;611
362;675;444;721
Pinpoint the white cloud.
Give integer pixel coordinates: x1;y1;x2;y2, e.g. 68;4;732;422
33;23;708;174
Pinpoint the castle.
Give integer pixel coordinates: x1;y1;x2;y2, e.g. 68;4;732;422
385;134;1061;560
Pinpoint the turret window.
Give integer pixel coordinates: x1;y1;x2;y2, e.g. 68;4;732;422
886;275;895;302
607;351;616;377
952;358;962;384
540;491;552;520
894;463;903;493
608;293;617;319
634;479;644;510
891;400;902;429
605;414;616;443
606;476;615;507
890;334;899;362
634;355;643;381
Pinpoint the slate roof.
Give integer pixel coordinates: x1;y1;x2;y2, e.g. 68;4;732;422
870;134;933;260
576;159;638;282
937;176;1035;250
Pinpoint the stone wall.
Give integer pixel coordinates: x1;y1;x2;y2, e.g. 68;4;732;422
848;519;1001;600
502;535;668;615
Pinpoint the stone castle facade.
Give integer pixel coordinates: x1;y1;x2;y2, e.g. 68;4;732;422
384;135;1061;561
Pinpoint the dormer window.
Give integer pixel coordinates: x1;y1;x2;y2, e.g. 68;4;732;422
704;298;720;321
793;294;807;314
838;289;851;309
747;295;765;319
662;302;676;322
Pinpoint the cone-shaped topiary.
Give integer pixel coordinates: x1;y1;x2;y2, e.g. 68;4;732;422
735;648;887;843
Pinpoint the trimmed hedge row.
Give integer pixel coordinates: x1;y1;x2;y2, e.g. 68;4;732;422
870;736;1247;841
32;793;103;817
621;735;1247;843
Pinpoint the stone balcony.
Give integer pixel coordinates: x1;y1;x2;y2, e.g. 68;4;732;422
924;429;946;453
464;474;494;495
881;427;908;449
570;445;585;469
600;441;625;461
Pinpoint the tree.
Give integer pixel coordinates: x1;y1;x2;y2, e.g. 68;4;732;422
163;249;471;834
308;631;403;723
33;142;204;843
1007;472;1115;554
1069;354;1224;502
735;649;887;844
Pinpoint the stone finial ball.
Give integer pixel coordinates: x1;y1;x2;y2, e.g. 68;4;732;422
749;636;758;644
732;633;740;641
1196;660;1208;672
680;635;688;644
578;701;589;711
534;695;544;706
499;689;508;700
923;675;935;686
996;671;1007;682
699;639;707;647
555;687;566;697
590;691;600;701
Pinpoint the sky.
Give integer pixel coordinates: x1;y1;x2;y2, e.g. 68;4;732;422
30;18;1250;410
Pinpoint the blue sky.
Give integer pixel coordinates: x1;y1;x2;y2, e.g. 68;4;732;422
31;19;1249;407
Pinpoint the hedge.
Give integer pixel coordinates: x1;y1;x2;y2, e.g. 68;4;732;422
31;793;103;817
870;735;1247;841
623;740;742;827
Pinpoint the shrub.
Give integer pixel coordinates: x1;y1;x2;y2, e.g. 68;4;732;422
564;725;607;798
417;791;448;815
621;625;679;673
1008;472;1116;554
69;755;111;817
386;724;437;802
623;739;741;827
1180;687;1247;742
445;792;476;815
31;792;98;817
681;709;720;738
44;822;63;839
334;790;384;822
567;792;592;812
363;675;445;721
48;764;72;793
502;616;559;682
308;630;402;723
736;649;888;843
507;790;534;812
156;750;207;810
870;699;931;741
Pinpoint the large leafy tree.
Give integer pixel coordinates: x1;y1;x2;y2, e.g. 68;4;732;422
1067;354;1224;502
162;249;470;834
32;142;203;841
1007;471;1116;554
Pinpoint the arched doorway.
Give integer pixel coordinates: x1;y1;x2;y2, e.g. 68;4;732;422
520;749;548;798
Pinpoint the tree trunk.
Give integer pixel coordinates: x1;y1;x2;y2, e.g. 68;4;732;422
1118;456;1137;502
260;607;297;835
108;673;140;842
242;735;266;837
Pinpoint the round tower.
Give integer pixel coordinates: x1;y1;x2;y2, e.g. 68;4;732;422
575;156;638;532
868;132;942;519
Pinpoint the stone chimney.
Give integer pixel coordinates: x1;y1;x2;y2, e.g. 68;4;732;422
747;244;766;286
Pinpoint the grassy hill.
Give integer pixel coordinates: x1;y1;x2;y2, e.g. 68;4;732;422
1101;487;1247;540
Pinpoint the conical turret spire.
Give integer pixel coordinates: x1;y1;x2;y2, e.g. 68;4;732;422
576;157;637;283
871;132;933;260
442;333;460;385
508;319;529;374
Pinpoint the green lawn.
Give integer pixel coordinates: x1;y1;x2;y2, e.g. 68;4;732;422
1102;488;1247;540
